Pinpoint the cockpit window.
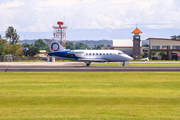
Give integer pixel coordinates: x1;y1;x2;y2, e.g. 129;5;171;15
118;52;123;55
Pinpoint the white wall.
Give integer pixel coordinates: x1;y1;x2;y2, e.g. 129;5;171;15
113;39;133;47
113;39;142;47
150;40;180;49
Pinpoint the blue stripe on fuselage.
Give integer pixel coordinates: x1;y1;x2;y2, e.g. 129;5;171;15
48;51;77;59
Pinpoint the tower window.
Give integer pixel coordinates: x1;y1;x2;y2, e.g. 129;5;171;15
135;36;140;39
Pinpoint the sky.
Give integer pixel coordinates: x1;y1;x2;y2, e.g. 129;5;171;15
0;0;180;40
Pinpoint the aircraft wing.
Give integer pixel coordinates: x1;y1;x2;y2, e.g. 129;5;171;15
77;58;109;62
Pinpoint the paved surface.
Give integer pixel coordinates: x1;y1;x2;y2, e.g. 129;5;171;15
0;62;180;72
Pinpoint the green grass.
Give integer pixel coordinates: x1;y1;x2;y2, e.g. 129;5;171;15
55;60;73;62
0;72;180;119
92;63;180;66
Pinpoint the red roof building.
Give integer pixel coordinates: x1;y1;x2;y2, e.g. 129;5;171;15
146;38;180;60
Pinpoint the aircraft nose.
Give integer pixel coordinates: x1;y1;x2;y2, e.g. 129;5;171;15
129;56;133;61
124;55;133;61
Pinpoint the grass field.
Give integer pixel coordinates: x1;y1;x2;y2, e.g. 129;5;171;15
0;72;180;120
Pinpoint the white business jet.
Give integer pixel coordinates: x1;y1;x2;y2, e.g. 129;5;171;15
44;38;133;66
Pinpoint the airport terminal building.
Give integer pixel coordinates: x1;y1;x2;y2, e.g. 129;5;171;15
113;28;180;60
147;38;180;60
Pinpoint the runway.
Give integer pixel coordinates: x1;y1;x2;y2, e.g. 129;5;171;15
0;62;180;72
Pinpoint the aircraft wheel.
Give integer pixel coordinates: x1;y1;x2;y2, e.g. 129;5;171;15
85;62;91;66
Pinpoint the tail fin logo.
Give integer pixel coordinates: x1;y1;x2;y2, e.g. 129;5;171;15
51;43;60;51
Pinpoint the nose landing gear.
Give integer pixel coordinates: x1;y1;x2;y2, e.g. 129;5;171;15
122;61;125;66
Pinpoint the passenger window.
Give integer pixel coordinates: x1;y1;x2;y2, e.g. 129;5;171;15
107;53;108;55
89;53;91;55
103;53;105;55
96;53;98;55
86;53;88;55
93;53;95;55
110;53;112;55
100;53;102;55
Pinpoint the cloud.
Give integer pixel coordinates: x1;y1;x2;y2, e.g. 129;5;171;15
0;0;180;33
146;25;174;29
0;0;23;8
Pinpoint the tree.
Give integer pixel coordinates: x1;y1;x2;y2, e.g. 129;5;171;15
171;35;177;40
151;51;157;57
10;44;23;56
34;39;50;53
177;35;180;40
28;45;39;56
0;38;23;56
92;44;104;50
0;39;8;56
142;44;148;47
22;43;39;56
158;51;165;57
22;43;31;48
66;42;75;50
75;42;90;50
5;26;20;45
143;53;148;58
0;34;1;39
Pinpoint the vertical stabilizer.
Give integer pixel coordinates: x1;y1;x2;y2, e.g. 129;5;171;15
44;38;65;52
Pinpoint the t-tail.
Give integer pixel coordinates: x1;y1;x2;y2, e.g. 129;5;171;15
44;38;65;52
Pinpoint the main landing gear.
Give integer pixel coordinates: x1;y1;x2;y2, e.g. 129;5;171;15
122;61;125;67
85;62;91;66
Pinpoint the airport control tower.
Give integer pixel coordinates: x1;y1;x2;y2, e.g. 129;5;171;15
53;21;67;47
132;27;142;60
